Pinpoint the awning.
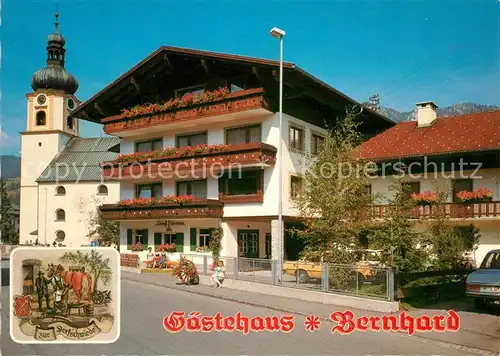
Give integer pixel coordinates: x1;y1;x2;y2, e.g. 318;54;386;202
30;230;38;236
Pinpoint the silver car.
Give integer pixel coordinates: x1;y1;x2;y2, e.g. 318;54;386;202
466;249;500;308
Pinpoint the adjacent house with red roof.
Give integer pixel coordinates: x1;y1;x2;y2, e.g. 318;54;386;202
358;102;500;266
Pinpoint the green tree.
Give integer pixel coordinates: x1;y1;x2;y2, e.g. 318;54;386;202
426;189;480;269
94;213;120;248
0;179;18;244
370;181;428;271
59;250;112;290
292;106;377;264
78;195;119;248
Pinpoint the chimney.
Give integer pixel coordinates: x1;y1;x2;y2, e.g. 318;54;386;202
416;101;438;127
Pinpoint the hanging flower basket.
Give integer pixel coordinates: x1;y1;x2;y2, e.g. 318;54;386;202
410;191;438;206
172;258;199;285
456;188;493;204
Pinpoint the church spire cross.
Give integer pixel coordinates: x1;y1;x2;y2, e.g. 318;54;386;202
55;13;59;33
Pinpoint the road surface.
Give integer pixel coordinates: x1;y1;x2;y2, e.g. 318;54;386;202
1;272;474;355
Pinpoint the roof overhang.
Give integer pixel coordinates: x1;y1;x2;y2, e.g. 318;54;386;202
70;46;394;131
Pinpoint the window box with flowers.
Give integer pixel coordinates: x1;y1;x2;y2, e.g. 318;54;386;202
410;191;438;206
196;246;210;252
128;242;143;252
456;188;493;204
157;243;176;252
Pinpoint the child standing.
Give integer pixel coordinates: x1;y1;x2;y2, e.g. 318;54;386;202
211;260;225;288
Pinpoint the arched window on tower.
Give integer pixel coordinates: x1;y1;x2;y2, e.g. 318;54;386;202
97;185;108;195
36;111;46;126
55;186;66;195
55;209;66;221
67;117;74;130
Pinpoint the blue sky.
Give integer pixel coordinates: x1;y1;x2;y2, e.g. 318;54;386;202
1;0;498;155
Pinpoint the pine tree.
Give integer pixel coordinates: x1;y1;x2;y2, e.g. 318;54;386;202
0;179;19;244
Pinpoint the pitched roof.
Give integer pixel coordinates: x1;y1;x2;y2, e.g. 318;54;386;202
37;137;119;182
358;110;500;161
69;46;394;132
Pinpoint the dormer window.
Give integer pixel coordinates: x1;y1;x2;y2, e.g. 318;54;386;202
36;111;46;126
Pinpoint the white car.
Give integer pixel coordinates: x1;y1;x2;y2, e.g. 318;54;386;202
466;249;500;308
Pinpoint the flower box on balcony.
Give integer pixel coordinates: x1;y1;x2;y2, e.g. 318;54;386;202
410;191;438;206
118;195;196;207
456;188;493;204
102;88;269;135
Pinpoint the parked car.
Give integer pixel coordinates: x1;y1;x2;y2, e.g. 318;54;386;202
282;249;382;284
466;249;500;308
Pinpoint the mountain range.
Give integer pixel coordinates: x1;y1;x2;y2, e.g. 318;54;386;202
377;102;499;122
1;102;498;208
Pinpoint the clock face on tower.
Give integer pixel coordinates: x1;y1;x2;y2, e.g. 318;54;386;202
36;94;47;106
67;98;76;110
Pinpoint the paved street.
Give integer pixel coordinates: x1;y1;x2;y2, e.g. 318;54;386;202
1;272;480;356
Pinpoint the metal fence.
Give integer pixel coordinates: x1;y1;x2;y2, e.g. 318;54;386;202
180;254;394;301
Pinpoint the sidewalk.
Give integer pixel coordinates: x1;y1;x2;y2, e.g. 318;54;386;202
122;271;499;355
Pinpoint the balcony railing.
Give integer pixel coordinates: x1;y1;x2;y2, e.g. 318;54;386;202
101;142;277;179
101;88;269;134
100;199;224;220
372;201;500;219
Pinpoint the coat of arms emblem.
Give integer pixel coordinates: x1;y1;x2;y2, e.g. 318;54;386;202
10;247;120;344
13;295;32;318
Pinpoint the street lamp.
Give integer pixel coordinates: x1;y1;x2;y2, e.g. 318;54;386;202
269;27;285;281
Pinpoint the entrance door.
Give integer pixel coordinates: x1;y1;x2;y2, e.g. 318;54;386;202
238;230;259;258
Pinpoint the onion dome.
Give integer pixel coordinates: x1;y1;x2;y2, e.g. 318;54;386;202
31;14;78;95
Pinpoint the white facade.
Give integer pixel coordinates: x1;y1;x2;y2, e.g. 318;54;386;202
19;91;120;247
369;166;500;267
116;110;327;259
32;182;120;247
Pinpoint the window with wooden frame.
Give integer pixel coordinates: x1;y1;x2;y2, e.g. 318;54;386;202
225;124;261;145
311;133;325;155
362;184;372;196
199;229;211;247
452;179;473;202
175;84;205;99
135;138;163;153
135;183;163;199
219;169;263;196
176;132;207;148
402;181;420;198
290;175;303;199
176;180;207;199
289;125;305;151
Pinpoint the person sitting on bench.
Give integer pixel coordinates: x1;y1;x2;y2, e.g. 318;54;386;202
157;252;168;268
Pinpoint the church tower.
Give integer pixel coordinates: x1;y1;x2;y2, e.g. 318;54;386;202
19;14;80;243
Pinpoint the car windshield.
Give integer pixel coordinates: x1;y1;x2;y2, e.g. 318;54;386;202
480;252;500;269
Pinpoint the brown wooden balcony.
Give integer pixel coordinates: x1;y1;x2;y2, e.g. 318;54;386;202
101;88;269;135
372;201;500;220
100;199;224;220
101;142;277;180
